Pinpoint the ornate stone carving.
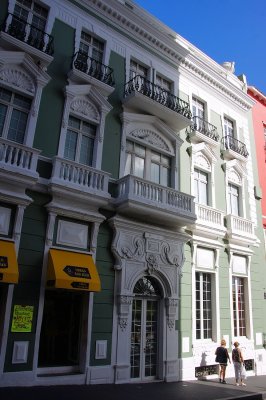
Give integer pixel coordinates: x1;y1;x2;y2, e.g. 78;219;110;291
167;318;175;331
118;318;128;331
130;129;170;152
120;237;145;260
0;67;35;94
146;253;159;274
70;97;100;122
195;153;211;171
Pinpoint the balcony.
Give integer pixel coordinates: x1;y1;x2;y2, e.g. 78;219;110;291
0;13;54;67
187;116;219;146
68;51;115;97
221;135;249;161
49;157;111;208
113;175;196;227
226;214;256;245
0;138;40;201
194;203;226;238
123;76;192;131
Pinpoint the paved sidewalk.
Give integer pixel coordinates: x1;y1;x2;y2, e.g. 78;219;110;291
0;375;266;400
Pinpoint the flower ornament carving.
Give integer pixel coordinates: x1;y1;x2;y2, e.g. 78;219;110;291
0;68;35;94
70;97;100;122
167;319;175;331
131;129;170;152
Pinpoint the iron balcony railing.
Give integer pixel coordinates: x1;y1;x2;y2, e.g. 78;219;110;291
221;135;249;158
72;51;115;87
124;75;192;119
1;12;54;55
189;116;219;141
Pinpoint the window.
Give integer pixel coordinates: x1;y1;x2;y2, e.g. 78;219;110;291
64;116;96;166
194;169;208;205
79;31;104;63
232;276;246;336
13;0;48;48
0;87;31;144
196;272;212;339
228;183;239;215
156;75;171;92
130;60;148;80
125;140;171;186
224;116;234;137
192;97;205;119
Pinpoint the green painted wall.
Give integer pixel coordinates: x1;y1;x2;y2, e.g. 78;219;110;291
33;20;75;157
4;191;49;372
90;219;115;365
101;51;125;179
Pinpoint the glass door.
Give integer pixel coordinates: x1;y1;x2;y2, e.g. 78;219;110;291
130;298;158;380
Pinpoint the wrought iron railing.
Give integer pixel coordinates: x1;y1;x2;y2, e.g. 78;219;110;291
221;135;249;158
189;116;219;141
124;75;192;119
1;12;54;55
72;51;115;87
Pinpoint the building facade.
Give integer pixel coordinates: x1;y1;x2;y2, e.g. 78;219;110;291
0;0;265;387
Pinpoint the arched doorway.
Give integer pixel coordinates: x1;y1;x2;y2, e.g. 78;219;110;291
130;276;162;380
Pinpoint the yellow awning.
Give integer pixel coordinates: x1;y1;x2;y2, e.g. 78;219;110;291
47;249;101;292
0;240;19;284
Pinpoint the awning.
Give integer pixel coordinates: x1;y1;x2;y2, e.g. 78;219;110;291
0;240;19;284
47;249;101;292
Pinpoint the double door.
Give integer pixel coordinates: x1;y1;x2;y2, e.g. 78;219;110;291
130;298;158;380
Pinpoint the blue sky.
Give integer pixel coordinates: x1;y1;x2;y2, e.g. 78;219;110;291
134;0;266;94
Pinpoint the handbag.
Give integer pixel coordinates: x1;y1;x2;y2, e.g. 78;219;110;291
241;363;247;380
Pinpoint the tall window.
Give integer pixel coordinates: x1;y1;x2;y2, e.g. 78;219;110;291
79;31;104;62
64;116;96;166
228;183;239;215
125;140;171;187
196;272;212;339
156;75;171;92
13;0;48;45
0;87;31;144
224;116;234;137
192;97;205;119
130;60;148;80
232;276;246;337
194;169;208;205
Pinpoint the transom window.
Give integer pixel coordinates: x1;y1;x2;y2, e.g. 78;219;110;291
64;116;96;166
156;75;171;92
224;116;234;137
0;87;31;144
228;183;239;216
232;276;246;336
79;31;104;62
130;60;148;80
125;140;171;187
194;168;208;205
192;97;205;119
195;272;212;339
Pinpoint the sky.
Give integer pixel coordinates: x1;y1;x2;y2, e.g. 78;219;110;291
133;0;266;94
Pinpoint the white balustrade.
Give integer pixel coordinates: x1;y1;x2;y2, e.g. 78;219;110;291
0;138;39;173
116;175;195;215
228;215;254;236
51;157;110;195
195;204;224;228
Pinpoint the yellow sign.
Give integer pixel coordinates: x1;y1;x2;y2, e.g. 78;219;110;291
11;305;34;333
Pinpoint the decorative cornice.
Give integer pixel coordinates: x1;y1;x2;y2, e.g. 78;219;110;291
83;0;253;111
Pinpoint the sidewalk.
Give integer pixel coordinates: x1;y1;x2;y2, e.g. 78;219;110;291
0;375;266;400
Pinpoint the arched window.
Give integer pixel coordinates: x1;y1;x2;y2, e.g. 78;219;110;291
133;276;161;297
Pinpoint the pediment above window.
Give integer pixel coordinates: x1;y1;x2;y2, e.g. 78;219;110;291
194;153;211;171
223;159;246;183
0;51;51;94
65;82;112;116
120;112;182;155
70;96;100;123
188;142;217;165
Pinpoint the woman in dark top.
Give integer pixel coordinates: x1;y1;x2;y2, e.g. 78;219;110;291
215;339;231;383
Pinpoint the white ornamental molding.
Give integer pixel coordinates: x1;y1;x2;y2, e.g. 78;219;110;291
130;129;170;152
70;97;100;122
0;67;35;94
117;295;133;331
120;237;145;261
195;153;211;172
